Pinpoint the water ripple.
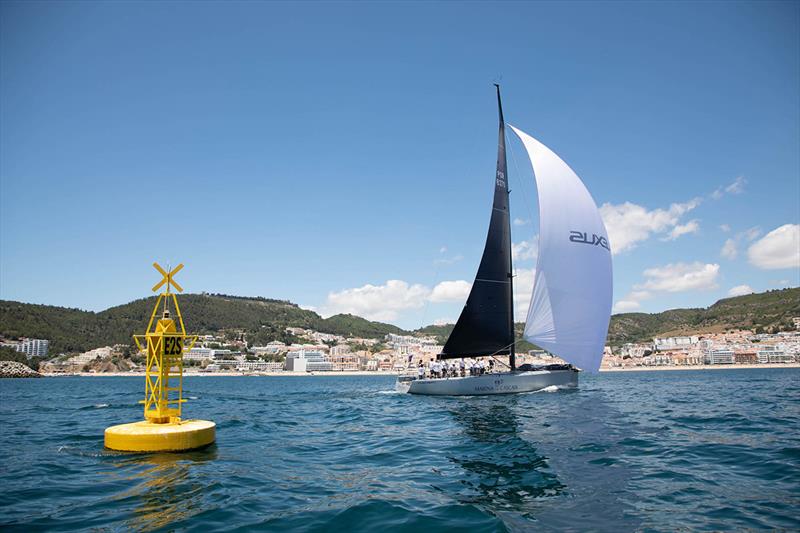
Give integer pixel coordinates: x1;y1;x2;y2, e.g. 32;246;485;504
1;370;799;531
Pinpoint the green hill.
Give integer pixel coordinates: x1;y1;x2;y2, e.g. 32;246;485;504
0;293;408;355
419;287;800;347
2;287;796;356
607;287;799;345
318;313;405;338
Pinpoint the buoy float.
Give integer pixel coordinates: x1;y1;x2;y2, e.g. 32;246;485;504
104;262;215;452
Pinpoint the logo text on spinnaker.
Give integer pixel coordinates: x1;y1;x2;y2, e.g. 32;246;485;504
569;231;610;251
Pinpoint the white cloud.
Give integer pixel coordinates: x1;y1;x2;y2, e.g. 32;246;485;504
725;176;747;195
439;246;448;254
613;300;641;313
712;177;747;200
322;280;429;322
742;226;761;242
720;224;731;232
636;262;720;292
429;280;471;302
513;218;530;226
599;197;702;254
720;238;737;260
512;237;538;261
433;318;454;326
629;290;652;301
719;227;761;261
728;284;754;297
747;224;800;270
321;278;474;323
662;219;700;241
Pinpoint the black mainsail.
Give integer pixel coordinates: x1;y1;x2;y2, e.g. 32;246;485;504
439;85;515;368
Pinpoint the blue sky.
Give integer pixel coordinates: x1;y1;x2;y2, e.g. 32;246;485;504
1;1;798;330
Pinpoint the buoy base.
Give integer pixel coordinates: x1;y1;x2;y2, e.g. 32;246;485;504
104;419;216;452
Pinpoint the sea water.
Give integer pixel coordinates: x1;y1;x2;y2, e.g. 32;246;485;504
1;369;798;531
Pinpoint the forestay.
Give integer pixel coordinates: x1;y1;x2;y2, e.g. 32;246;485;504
509;126;612;372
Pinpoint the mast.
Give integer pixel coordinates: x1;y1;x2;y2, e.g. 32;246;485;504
495;85;516;371
439;86;515;361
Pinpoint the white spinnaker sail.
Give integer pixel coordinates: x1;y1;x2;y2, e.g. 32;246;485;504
509;125;612;372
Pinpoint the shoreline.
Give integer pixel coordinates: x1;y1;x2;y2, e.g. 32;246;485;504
41;370;402;377
39;363;800;377
599;363;800;372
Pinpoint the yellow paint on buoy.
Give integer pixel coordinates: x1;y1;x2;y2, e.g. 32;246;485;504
105;419;215;452
104;263;216;452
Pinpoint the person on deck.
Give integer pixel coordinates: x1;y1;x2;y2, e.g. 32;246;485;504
459;359;466;377
417;363;425;380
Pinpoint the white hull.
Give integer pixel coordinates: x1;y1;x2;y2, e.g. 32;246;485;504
396;369;578;396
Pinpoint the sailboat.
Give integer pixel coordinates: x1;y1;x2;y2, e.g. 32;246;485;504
397;86;612;395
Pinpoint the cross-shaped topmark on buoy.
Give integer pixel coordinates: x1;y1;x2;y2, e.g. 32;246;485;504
152;262;184;294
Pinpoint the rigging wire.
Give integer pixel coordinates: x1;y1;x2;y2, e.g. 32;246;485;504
418;252;444;336
505;130;537;342
506;129;537;279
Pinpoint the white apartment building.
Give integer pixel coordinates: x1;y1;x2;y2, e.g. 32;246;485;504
15;338;49;358
251;342;286;355
757;347;795;364
654;336;698;350
185;347;213;362
285;350;332;372
704;348;735;365
237;361;283;372
68;346;113;365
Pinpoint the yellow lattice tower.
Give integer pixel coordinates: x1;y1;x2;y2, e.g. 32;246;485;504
104;263;216;452
136;263;195;423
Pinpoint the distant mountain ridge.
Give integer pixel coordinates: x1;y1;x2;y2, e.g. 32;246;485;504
1;288;797;355
417;288;800;346
0;293;406;354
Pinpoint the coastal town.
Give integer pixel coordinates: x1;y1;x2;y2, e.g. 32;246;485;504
4;316;800;376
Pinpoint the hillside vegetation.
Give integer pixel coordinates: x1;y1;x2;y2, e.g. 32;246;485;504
1;288;796;356
607;287;799;345
419;288;800;347
0;294;407;354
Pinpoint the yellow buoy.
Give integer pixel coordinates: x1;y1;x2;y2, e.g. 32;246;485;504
105;262;215;452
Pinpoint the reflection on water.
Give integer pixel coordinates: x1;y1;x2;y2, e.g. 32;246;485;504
112;447;218;531
447;399;565;517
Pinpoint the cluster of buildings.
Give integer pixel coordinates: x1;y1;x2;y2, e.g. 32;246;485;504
184;330;445;373
1;338;50;358
12;319;800;375
601;327;800;369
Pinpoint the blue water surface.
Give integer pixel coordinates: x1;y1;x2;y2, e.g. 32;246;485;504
1;369;799;531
